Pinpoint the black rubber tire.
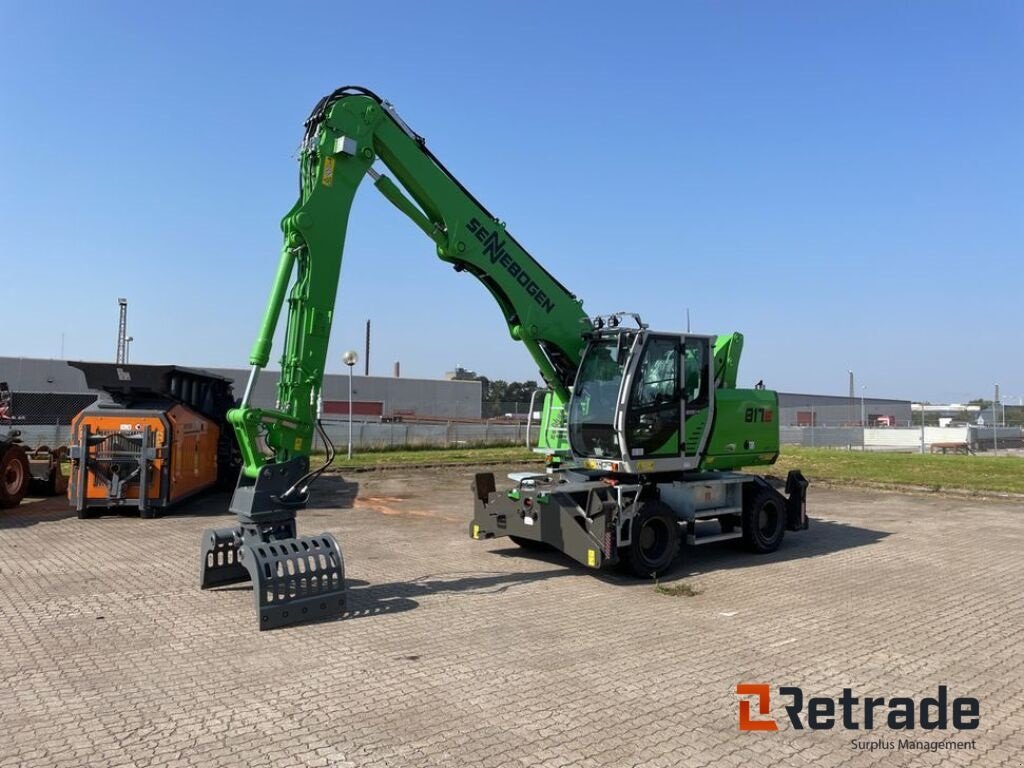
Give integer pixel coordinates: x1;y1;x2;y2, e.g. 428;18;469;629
48;447;69;496
48;465;69;496
742;487;786;553
509;534;549;550
31;460;69;497
620;501;680;578
0;443;31;509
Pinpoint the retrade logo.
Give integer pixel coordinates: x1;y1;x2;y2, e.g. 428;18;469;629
736;684;979;732
736;684;778;731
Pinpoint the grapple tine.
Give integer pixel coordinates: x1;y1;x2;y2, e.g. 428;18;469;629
199;527;248;589
244;534;347;630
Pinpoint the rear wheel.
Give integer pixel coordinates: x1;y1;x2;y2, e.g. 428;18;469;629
48;465;69;496
29;448;69;496
48;447;69;496
620;501;680;578
742;487;786;553
0;444;30;509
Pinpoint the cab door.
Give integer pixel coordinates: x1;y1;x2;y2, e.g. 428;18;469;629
623;335;682;458
681;336;712;458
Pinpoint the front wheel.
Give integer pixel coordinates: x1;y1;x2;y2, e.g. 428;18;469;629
742;487;786;553
620;501;680;578
0;444;30;509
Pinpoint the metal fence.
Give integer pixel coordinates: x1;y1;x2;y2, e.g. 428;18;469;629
780;424;1023;452
780;426;865;449
11;418;1023;455
480;400;536;419
7;420;541;453
315;419;538;451
6;423;72;449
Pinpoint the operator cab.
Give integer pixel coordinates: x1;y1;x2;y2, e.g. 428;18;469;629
568;313;714;475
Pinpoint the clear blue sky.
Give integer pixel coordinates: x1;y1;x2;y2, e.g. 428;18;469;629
1;2;1021;403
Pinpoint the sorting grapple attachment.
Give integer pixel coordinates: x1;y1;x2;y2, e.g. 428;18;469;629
199;456;348;630
200;527;247;588
247;534;346;630
200;525;347;630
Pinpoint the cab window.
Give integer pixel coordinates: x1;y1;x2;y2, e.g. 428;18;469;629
625;337;680;457
683;338;709;413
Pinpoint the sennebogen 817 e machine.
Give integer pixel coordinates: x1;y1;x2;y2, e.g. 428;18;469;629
199;86;807;630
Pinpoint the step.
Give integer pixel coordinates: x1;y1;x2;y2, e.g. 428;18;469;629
687;530;743;546
692;505;742;520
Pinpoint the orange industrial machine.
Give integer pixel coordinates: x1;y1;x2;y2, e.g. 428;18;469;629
68;363;238;518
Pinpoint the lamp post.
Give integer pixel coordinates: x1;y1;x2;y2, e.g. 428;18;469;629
116;298;128;364
848;369;855;426
125;336;134;363
860;385;867;429
342;350;358;459
994;383;999;455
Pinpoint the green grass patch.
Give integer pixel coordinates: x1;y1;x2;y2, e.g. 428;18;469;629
310;443;1022;494
775;446;1024;495
654;581;703;597
316;445;540;471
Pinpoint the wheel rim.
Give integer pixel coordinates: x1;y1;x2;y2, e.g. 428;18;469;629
638;517;670;564
4;458;24;495
757;502;780;539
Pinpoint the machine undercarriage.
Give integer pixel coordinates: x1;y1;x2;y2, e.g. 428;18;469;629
471;468;808;577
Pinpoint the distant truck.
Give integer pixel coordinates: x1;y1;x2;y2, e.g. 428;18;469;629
0;382;69;509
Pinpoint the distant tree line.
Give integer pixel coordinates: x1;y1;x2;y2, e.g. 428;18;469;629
472;376;540;419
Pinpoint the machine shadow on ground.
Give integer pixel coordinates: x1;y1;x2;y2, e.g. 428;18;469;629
240;517;889;628
0;496;78;528
208;569;575;627
135;475;362;519
337;568;575;621
488;518;892;585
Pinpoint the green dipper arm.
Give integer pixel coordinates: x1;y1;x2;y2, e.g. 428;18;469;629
230;87;589;477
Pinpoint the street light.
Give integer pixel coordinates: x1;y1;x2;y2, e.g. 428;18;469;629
342;350;359;459
125;336;134;363
919;401;926;454
994;383;999;454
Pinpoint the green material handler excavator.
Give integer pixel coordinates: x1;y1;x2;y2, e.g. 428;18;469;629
199;86;808;630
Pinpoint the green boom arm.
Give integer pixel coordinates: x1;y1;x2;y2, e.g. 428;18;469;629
230;87;590;477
